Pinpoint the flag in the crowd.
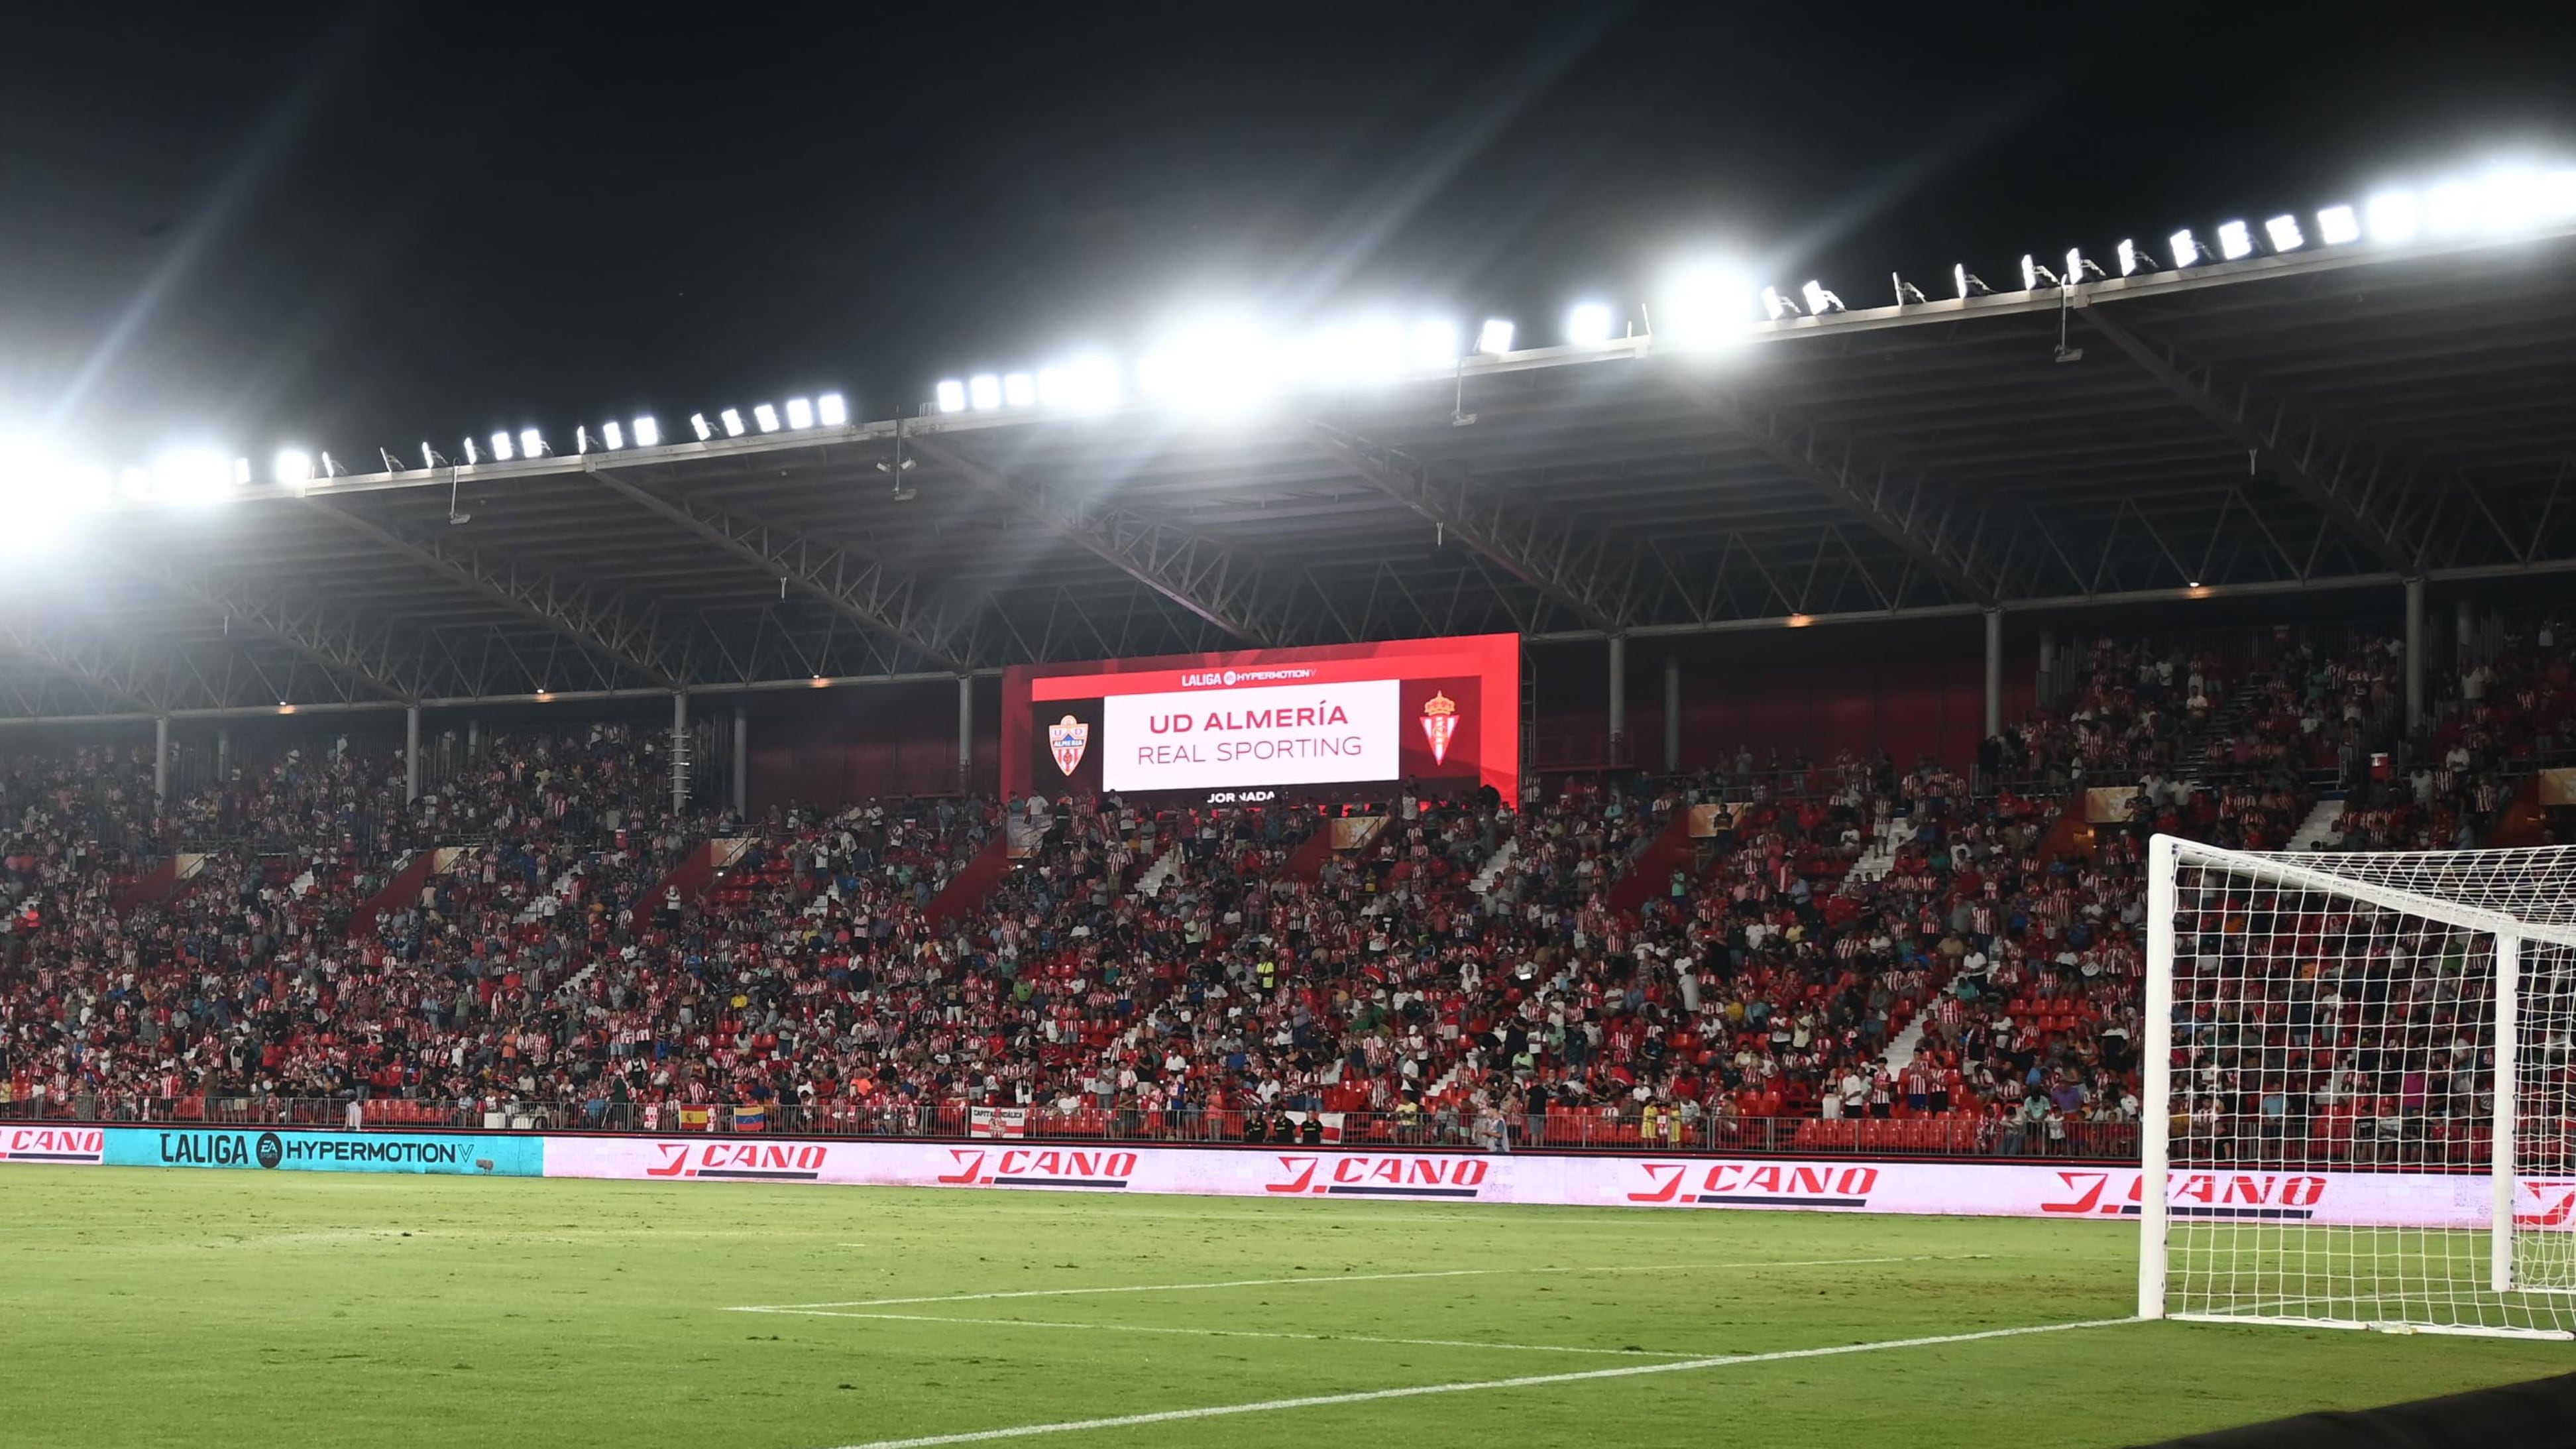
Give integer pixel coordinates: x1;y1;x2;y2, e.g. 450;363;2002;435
970;1106;1029;1139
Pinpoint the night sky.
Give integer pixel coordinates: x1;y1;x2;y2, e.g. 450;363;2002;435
3;2;2571;466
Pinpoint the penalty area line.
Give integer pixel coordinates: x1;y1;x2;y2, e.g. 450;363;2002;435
818;1317;2137;1449
738;1253;1991;1311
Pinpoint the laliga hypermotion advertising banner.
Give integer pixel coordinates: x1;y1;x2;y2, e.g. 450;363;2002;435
1001;633;1519;805
0;1125;543;1175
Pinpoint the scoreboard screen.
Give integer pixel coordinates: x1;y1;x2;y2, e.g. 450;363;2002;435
1001;634;1518;805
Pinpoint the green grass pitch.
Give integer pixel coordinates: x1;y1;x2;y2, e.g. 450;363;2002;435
1;1166;2565;1448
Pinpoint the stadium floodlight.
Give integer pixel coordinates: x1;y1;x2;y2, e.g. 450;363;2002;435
1136;315;1274;417
1799;280;1843;315
152;448;235;505
968;374;1002;410
785;397;814;430
1891;272;1927;306
752;403;781;433
2169;228;2201;266
935;380;967;414
1759;286;1797;319
633;415;660;447
520;428;545;458
1062;355;1123;412
1310;318;1408;384
575;426;593;455
2215;220;2253;260
602;420;626;450
2116;238;2148;276
2544;168;2576;221
491;431;515;461
2316;203;2361;245
275;449;313;485
2366;190;2422;243
689;414;711;441
1002;372;1037;407
1474;318;1515;355
1412;320;1459;369
720;408;746;437
2066;247;2103;283
2019;253;2060;290
2475;167;2546;232
231;457;251;485
2427;180;2478;237
1664;263;1755;347
2264;214;2304;252
463;435;481;464
1565;302;1614;346
814;394;846;428
1953;263;1991;298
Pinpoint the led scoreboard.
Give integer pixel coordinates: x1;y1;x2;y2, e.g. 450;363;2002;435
1001;634;1518;805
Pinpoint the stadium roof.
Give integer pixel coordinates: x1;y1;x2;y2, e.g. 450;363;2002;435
6;218;2575;724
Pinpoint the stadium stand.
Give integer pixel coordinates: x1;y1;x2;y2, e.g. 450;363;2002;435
2;619;2568;1167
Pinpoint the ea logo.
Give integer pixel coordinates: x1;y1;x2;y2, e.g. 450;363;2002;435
255;1131;285;1170
1222;669;1237;685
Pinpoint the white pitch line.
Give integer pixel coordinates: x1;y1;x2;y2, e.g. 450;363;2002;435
742;1308;1692;1358
821;1317;2137;1448
740;1253;1989;1311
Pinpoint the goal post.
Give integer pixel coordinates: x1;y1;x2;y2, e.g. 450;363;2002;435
2141;834;2576;1339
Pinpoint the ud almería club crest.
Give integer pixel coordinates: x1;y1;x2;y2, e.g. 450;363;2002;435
1049;715;1090;776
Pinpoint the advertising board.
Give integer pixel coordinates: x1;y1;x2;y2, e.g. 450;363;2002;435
96;1126;543;1176
541;1137;2512;1228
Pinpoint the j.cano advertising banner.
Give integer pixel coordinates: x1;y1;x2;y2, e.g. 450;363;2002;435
0;1124;108;1165
97;1126;543;1176
19;1126;2554;1228
540;1137;2524;1230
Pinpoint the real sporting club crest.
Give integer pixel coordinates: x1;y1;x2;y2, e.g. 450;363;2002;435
1420;691;1459;766
1048;715;1090;776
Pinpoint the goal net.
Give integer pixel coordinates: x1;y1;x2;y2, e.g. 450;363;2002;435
2142;835;2576;1338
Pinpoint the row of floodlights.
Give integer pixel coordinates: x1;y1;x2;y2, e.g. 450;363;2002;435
929;164;2576;417
111;392;858;495
10;161;2572;515
0;390;854;528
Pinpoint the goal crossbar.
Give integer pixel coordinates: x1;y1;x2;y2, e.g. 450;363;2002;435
2162;838;2576;951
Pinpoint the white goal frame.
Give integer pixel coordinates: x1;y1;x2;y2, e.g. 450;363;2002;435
2140;833;2576;1340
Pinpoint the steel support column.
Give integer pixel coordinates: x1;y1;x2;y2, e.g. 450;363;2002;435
1662;653;1681;773
2405;577;2426;732
216;728;231;782
1984;609;2003;738
404;705;422;803
1606;634;1628;764
153;716;170;800
731;704;750;818
671;691;690;814
956;675;974;795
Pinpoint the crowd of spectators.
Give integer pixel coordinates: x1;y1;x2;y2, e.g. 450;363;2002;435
0;624;2563;1163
